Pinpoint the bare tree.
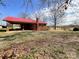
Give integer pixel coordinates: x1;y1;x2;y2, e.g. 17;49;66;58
18;12;30;19
0;0;7;16
53;0;72;29
0;0;7;26
23;0;72;30
0;0;7;6
23;0;44;22
40;0;72;29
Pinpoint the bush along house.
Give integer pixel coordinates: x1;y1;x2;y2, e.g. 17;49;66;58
3;16;47;31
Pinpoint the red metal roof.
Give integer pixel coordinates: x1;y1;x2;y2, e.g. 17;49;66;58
3;16;47;24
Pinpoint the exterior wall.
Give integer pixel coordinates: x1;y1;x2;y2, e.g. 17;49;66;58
37;24;47;31
6;22;47;31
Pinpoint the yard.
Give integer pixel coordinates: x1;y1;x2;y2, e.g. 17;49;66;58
0;31;79;59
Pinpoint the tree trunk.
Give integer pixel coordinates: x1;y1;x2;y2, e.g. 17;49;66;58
54;15;57;30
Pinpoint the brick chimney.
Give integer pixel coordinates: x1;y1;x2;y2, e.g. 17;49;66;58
36;17;39;30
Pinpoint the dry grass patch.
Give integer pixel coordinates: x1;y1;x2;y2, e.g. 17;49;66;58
0;31;79;59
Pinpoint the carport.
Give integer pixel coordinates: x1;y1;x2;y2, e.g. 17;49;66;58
3;16;47;31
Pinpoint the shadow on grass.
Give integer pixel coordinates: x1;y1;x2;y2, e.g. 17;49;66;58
0;31;34;41
0;30;6;32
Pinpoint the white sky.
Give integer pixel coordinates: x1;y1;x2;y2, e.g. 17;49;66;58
62;0;79;25
35;0;79;26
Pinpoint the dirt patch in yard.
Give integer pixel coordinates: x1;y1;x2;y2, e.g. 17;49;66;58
0;31;79;59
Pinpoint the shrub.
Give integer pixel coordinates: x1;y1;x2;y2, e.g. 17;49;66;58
73;27;79;31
